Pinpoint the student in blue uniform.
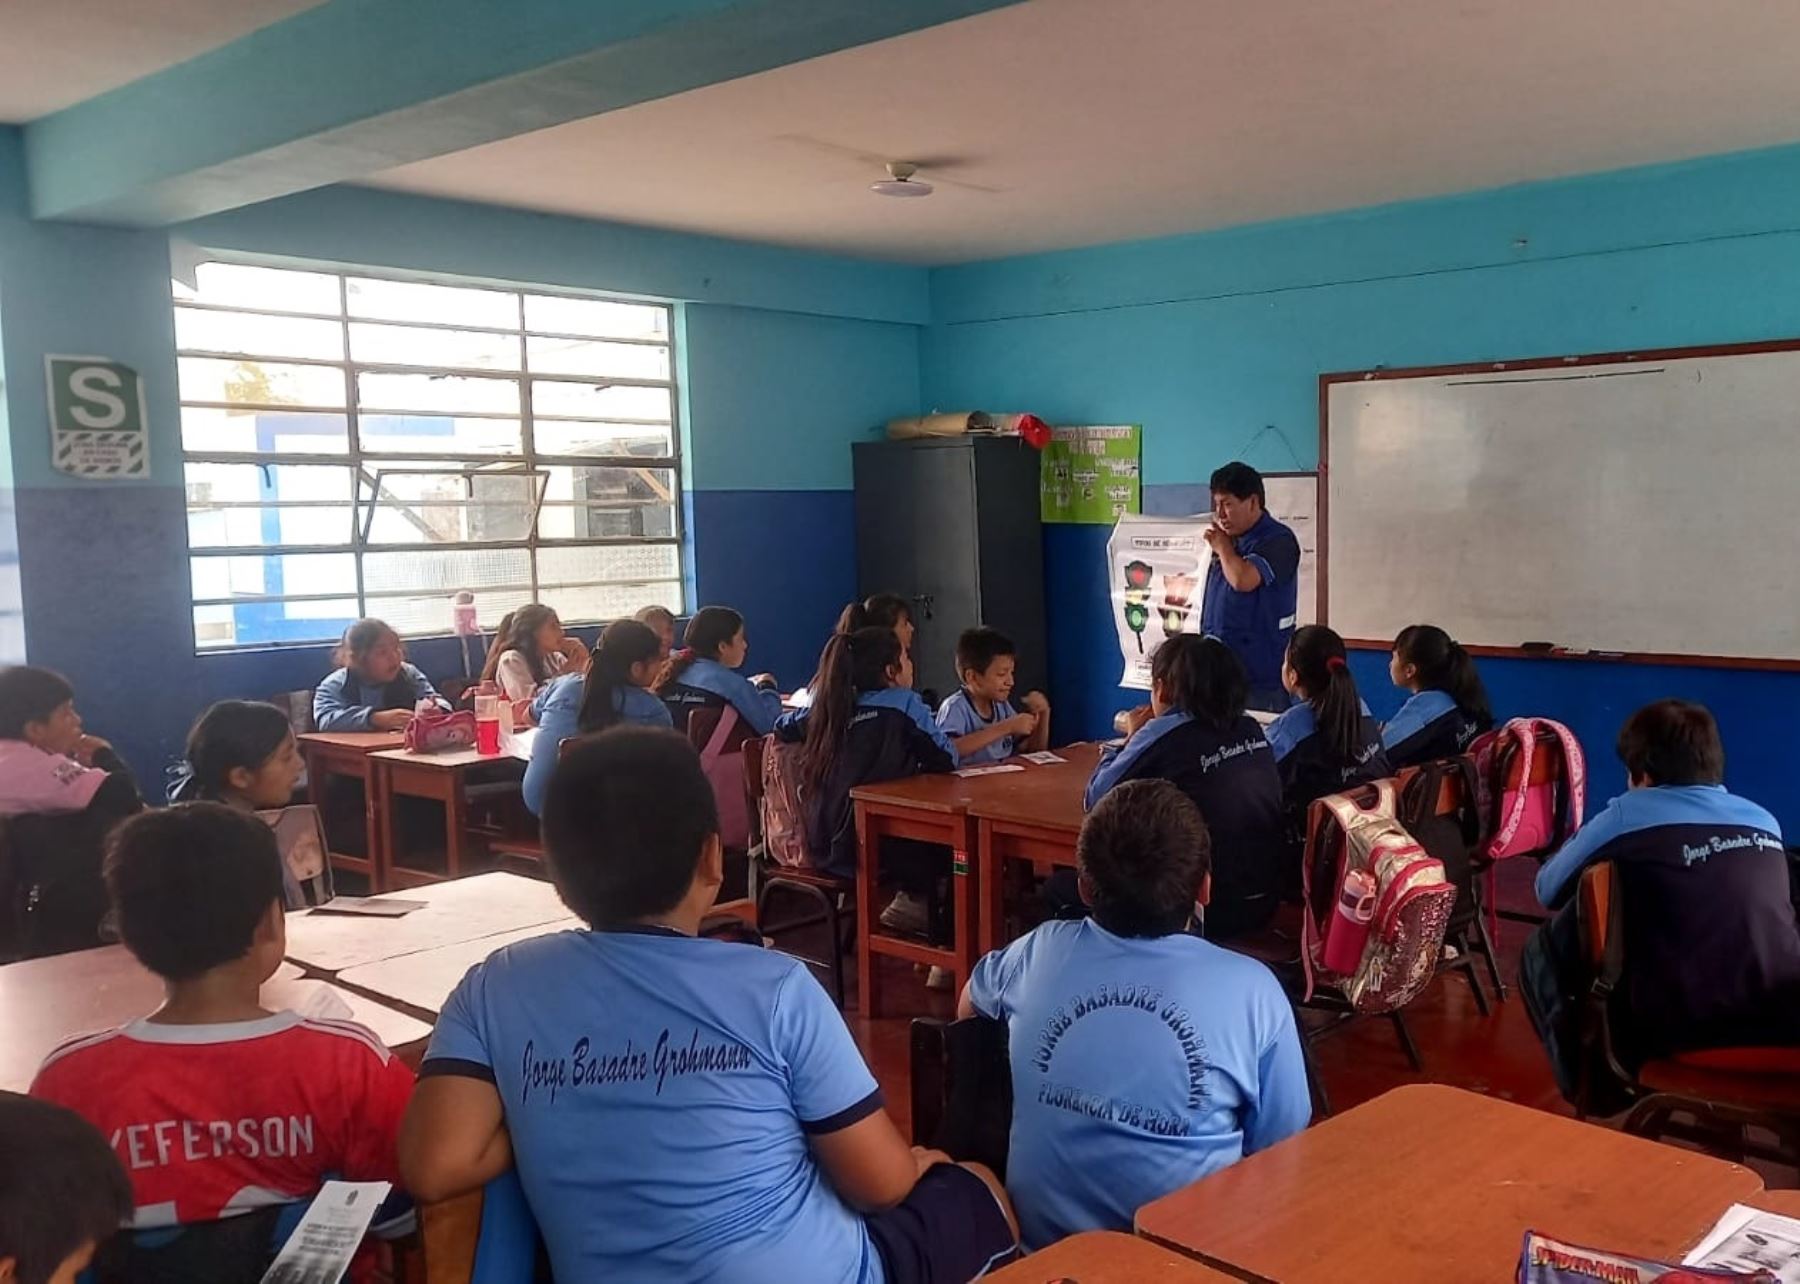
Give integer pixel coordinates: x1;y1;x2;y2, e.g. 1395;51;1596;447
1200;461;1303;713
959;778;1309;1250
1381;624;1494;769
523;619;672;815
837;593;916;657
773;628;958;882
401;729;1018;1284
1528;700;1800;1064
1086;636;1286;941
1265;625;1390;823
654;606;782;737
935;627;1049;766
312;619;449;733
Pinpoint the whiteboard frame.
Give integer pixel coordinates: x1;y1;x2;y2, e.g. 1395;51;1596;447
1318;336;1800;672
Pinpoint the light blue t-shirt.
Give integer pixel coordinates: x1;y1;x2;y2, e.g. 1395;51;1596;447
935;689;1020;766
425;927;888;1283
966;919;1310;1249
522;675;673;815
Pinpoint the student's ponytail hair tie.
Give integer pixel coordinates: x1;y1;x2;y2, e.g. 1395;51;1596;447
674;647;695;661
1326;656;1348;672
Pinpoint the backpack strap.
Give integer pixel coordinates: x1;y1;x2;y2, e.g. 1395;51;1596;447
1546;719;1588;838
1484;719;1537;859
701;704;741;762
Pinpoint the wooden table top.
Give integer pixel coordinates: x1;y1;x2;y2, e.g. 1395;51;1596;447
298;731;407;752
368;745;514;770
0;945;430;1091
850;743;1102;828
986;1231;1234;1282
285;871;572;974
334;919;582;1019
1135;1083;1764;1283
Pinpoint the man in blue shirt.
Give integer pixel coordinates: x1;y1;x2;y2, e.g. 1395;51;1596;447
398;728;1017;1283
959;779;1310;1250
1199;461;1302;713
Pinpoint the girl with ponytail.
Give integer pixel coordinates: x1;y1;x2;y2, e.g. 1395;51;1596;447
522;619;671;816
773;626;956;880
1264;624;1390;817
653;606;783;736
1383;624;1496;768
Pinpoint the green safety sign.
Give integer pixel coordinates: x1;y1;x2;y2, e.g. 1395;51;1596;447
45;355;150;479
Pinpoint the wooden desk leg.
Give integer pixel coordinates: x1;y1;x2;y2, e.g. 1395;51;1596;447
362;761;384;891
976;817;1004;957
375;761;397;893
951;815;978;995
445;774;469;879
855;803;881;1018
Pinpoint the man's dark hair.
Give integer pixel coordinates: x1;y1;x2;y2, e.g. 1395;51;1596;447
105;803;284;981
1209;460;1266;506
542;728;719;927
1616;699;1725;787
955;627;1016;680
0;667;74;741
1077;779;1211;937
0;1092;131;1284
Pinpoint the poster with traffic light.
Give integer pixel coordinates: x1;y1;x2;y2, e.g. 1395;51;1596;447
1107;514;1207;690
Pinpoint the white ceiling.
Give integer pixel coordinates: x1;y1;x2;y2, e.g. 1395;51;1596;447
0;0;323;123
367;0;1800;264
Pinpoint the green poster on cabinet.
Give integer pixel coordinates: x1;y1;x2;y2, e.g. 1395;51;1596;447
1041;425;1141;523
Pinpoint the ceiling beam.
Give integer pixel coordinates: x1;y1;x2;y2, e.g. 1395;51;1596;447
24;0;1025;226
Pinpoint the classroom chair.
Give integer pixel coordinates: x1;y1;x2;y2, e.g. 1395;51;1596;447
421;1173;543;1284
744;735;855;1007
1577;862;1800;1170
1399;757;1506;1011
909;1015;1013;1177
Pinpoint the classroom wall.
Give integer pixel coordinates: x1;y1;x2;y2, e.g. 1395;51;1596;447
0;129;924;784
922;143;1800;832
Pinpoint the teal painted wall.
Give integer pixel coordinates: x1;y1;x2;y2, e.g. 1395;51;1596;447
921;142;1800;829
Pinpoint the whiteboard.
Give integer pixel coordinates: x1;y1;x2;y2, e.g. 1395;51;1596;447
1324;348;1800;661
1263;473;1320;628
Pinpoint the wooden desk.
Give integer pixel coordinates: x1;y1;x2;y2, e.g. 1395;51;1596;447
969;744;1100;954
0;945;430;1091
285;871;570;975
1135;1084;1764;1283
335;920;579;1020
299;731;404;888
987;1232;1233;1282
369;747;524;887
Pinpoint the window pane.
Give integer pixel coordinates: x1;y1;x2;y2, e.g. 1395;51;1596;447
350;322;521;372
173;263;341;315
524;295;666;340
532;380;671;421
364;589;534;638
185;463;354;547
358;414;523;456
193;600;360;650
363;547;532;595
347;277;518;329
190;552;356;600
526;336;669;381
546;581;684;624
536;542;680;586
181;408;350;455
539;466;676;540
358;371;519;416
175;307;344;361
363;469;538;544
531;419;675;459
180;357;346;408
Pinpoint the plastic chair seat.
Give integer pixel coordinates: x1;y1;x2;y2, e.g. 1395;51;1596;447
1636;1057;1800;1114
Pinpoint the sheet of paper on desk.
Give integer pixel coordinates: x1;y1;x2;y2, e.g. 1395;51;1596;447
259;1180;392;1284
1685;1203;1800;1282
1020;751;1066;765
308;897;427;918
282;982;355;1023
503;726;538;762
955;764;1027;778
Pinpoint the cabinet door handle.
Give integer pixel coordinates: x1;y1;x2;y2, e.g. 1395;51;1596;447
912;594;935;620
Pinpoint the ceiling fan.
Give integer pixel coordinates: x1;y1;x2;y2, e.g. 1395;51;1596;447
774;134;1005;196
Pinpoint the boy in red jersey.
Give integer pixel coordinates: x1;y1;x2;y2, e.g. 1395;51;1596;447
31;804;413;1283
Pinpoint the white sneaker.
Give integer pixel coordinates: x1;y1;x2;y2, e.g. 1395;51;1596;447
925;966;954;992
879;891;930;935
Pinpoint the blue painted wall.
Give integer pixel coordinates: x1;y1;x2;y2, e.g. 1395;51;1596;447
923;144;1800;832
0;132;923;785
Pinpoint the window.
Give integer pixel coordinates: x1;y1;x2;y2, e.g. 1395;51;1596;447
175;262;684;650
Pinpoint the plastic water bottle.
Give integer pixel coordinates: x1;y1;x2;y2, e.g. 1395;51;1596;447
1322;869;1377;974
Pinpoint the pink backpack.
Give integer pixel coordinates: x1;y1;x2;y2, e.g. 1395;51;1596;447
1299;780;1459;1012
759;736;812;868
696;706;751;851
1469;718;1586;862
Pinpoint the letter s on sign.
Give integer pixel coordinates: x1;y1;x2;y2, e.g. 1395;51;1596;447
69;367;127;430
